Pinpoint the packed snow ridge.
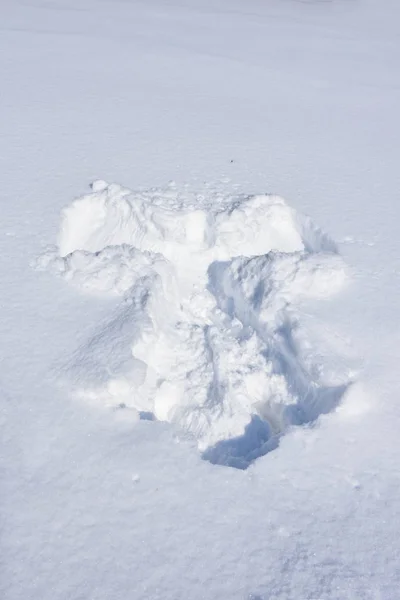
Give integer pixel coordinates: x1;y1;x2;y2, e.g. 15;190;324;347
39;181;352;468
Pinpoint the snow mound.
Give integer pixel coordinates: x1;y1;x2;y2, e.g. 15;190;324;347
42;181;352;468
36;244;172;296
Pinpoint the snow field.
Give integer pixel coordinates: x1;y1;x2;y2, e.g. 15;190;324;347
39;181;352;468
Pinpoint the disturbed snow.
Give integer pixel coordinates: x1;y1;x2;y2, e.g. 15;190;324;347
37;181;352;468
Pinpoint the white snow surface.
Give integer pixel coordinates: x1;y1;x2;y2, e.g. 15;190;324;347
38;182;349;466
1;1;400;599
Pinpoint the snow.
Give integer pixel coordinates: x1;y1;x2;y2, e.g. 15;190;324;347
1;1;400;599
40;181;350;467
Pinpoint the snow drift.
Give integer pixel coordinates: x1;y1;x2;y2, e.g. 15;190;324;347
39;181;351;468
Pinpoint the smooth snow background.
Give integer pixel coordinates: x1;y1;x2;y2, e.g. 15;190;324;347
1;1;400;599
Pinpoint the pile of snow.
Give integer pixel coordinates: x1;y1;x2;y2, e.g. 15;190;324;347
39;181;351;468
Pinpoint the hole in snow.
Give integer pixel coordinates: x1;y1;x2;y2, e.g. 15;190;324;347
139;411;156;421
38;181;354;469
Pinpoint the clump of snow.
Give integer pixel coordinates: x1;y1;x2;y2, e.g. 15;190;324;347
41;181;351;468
37;244;173;297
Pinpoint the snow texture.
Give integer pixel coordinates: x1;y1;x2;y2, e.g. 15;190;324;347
2;0;400;598
40;181;351;468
